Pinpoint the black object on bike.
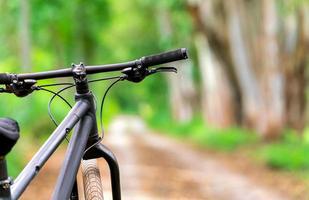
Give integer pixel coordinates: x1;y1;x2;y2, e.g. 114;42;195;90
0;118;20;157
141;48;188;67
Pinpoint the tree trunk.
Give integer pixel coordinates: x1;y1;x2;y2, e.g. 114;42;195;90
224;0;263;131
166;64;196;122
19;0;31;71
187;0;239;127
187;0;308;137
283;7;308;132
194;33;235;127
253;0;285;138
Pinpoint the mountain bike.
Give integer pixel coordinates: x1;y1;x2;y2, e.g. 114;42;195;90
0;48;188;200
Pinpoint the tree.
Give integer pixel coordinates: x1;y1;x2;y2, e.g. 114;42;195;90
187;0;308;138
194;32;236;127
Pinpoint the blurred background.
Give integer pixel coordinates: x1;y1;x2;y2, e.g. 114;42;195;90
1;0;309;199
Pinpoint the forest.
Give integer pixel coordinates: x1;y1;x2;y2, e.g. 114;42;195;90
0;0;309;197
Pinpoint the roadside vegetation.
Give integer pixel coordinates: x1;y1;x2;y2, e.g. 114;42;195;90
148;114;309;173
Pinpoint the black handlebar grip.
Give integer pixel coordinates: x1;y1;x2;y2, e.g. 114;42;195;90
0;73;12;84
141;48;188;67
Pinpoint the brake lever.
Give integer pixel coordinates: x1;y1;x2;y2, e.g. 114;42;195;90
121;66;177;83
147;67;177;75
155;67;177;73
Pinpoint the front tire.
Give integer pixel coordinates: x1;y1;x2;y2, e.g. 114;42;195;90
81;159;104;200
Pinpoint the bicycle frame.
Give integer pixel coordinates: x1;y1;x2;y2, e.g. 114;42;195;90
7;72;121;200
0;48;188;200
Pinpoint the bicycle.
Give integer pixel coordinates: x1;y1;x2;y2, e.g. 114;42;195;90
0;48;188;200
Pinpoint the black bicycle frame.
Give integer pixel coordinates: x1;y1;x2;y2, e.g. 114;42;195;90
0;48;189;200
8;67;121;200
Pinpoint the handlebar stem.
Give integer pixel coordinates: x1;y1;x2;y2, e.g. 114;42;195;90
72;63;89;94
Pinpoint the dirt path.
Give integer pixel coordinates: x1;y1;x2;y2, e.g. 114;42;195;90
20;116;307;199
102;117;288;200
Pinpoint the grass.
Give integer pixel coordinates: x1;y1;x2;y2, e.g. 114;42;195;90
257;131;309;171
190;126;257;151
148;115;257;152
258;143;309;170
147;113;309;172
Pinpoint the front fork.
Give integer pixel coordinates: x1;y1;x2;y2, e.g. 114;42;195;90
70;98;121;200
83;143;122;200
72;63;121;200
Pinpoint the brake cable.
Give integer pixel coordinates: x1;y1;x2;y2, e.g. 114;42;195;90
34;75;124;140
83;76;125;155
33;84;75;142
38;83;75;87
37;86;73;126
10;67;175;142
99;77;124;138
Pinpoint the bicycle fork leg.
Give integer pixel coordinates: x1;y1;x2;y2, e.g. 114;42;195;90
84;143;121;200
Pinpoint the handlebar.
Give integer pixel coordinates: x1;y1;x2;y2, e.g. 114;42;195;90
141;48;188;67
0;48;188;84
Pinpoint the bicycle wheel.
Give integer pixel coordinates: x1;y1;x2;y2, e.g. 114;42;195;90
81;159;104;200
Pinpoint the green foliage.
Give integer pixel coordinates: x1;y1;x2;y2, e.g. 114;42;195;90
258;144;309;170
258;132;309;170
190;127;257;151
148;116;257;151
0;0;175;135
277;0;309;15
149;109;309;171
0;0;192;136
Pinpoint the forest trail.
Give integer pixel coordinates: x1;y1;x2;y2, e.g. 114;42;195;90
20;116;306;200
